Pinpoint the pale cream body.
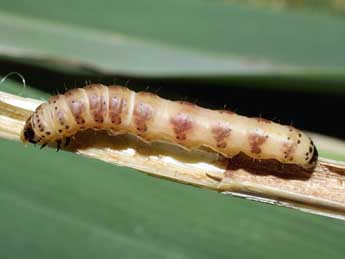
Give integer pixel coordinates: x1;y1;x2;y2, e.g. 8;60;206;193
22;84;316;168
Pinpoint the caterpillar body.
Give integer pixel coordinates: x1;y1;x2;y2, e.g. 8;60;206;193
21;84;317;169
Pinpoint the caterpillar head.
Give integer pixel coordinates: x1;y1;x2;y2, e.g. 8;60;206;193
298;138;318;170
307;140;318;168
21;116;39;144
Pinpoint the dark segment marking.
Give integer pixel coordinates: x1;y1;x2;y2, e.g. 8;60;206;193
70;100;85;124
282;141;297;161
249;132;267;154
58;115;65;126
109;95;125;124
39;122;44;132
134;102;153;132
212;123;231;148
170;112;193;141
89;94;100;109
48;95;60;104
88;93;106;123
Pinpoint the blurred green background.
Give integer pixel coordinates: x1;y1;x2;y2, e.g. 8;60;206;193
1;0;345;258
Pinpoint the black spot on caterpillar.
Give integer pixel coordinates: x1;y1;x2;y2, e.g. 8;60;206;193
21;84;318;169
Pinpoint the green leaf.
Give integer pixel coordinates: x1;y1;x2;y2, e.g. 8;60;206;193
1;0;345;91
1;138;345;259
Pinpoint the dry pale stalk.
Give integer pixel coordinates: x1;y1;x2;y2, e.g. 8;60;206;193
1;90;345;220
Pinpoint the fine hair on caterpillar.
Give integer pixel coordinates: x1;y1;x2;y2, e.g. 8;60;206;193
21;84;318;169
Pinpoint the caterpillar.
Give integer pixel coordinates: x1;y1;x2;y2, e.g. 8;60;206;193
20;84;317;169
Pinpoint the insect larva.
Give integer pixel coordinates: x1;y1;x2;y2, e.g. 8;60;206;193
20;84;318;169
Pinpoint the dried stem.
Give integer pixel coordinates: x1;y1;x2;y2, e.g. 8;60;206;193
1;90;345;220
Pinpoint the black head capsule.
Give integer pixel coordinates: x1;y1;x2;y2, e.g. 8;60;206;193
24;127;35;142
21;116;39;144
301;140;318;170
308;141;318;167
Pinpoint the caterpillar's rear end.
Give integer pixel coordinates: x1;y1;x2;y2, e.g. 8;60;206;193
21;84;318;170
